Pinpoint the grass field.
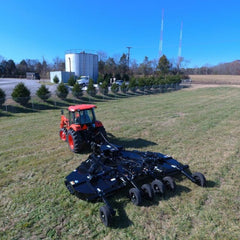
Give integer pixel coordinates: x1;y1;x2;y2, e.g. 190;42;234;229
189;74;240;85
1;87;240;239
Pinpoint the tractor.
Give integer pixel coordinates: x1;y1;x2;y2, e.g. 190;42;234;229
59;104;107;153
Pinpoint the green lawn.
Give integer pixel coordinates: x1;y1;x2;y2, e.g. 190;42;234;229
0;87;239;239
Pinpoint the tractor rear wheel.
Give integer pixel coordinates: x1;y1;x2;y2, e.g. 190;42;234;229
59;128;67;142
67;129;85;153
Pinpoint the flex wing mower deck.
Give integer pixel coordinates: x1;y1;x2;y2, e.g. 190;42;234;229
65;143;206;227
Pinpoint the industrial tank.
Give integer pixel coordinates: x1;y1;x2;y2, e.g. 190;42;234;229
65;51;98;82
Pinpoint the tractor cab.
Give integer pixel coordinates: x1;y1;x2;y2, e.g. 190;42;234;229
68;105;96;126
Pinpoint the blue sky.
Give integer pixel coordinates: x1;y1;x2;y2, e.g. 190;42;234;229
0;0;240;67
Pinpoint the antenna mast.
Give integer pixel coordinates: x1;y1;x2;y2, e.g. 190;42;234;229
178;21;183;68
159;8;164;58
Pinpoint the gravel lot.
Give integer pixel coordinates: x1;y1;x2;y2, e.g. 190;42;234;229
0;78;57;98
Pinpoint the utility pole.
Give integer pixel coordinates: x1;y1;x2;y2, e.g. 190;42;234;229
126;46;132;69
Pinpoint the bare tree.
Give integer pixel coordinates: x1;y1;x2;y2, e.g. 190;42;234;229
130;59;138;75
138;56;153;76
52;57;65;71
97;51;108;62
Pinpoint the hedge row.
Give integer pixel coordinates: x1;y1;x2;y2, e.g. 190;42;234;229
0;83;52;106
0;77;183;107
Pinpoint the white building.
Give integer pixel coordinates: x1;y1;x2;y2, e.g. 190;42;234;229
65;51;98;82
50;71;75;84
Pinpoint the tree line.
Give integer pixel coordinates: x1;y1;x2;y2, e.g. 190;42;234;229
1;53;240;80
0;57;65;79
0;53;184;80
184;60;240;75
97;53;185;82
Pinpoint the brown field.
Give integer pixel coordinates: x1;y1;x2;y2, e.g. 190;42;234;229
189;75;240;85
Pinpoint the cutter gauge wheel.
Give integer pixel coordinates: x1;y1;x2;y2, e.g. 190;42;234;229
141;183;154;200
151;179;165;195
192;172;206;187
99;205;112;227
163;176;176;191
129;188;142;206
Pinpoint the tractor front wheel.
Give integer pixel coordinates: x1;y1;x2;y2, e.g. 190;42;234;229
59;128;67;142
67;129;84;153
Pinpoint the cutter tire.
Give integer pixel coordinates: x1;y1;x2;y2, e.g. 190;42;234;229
99;205;112;227
151;179;165;195
192;172;206;187
129;188;142;206
163;176;176;191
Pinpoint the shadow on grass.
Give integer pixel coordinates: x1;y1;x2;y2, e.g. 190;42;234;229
94;95;112;102
2;104;37;114
0;109;12;117
3;101;62;114
206;180;217;188
110;186;191;228
105;184;192;229
68;135;157;156
111;199;133;229
106;93;128;99
31;102;60;111
107;133;157;149
163;185;191;201
114;93;128;98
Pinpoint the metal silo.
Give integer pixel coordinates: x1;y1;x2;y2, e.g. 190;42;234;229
65;51;98;82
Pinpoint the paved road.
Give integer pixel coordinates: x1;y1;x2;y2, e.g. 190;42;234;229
0;78;57;98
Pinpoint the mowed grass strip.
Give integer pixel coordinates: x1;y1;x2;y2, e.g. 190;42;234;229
0;87;240;239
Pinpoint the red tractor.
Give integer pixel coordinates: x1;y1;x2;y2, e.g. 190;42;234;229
59;104;107;153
